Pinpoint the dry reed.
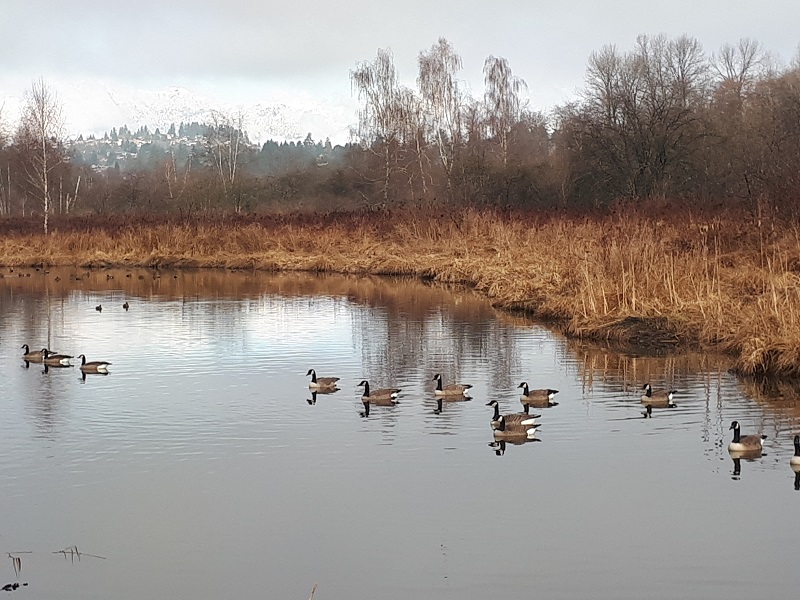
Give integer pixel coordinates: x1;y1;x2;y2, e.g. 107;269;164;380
2;207;799;377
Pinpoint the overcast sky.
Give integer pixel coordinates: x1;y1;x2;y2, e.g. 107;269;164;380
2;0;799;138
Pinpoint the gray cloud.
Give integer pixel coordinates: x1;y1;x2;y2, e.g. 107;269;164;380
2;0;799;136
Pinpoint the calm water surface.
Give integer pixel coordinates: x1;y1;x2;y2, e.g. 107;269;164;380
1;267;799;599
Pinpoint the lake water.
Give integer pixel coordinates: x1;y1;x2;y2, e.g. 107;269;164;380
1;267;798;600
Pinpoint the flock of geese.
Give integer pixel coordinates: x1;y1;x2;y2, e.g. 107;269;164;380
18;301;130;377
18;342;800;467
21;344;111;376
308;369;800;466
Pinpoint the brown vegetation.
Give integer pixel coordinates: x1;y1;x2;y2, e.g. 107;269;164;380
2;206;800;377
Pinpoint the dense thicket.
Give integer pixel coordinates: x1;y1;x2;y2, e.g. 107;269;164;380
1;34;799;220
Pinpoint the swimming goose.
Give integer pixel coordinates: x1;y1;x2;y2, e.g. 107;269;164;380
123;301;129;311
640;383;677;408
21;344;47;362
306;369;340;389
432;373;472;397
518;382;559;411
42;349;73;366
492;414;539;440
790;435;800;469
728;421;766;453
95;305;102;312
357;380;401;405
76;354;111;373
485;400;540;430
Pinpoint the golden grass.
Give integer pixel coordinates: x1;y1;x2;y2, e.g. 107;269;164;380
2;207;800;377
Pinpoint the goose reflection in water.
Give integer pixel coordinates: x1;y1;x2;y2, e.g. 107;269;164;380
488;438;541;456
306;387;339;405
80;370;109;383
41;362;72;375
729;449;765;481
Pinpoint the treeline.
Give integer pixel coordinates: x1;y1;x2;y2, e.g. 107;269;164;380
1;34;799;223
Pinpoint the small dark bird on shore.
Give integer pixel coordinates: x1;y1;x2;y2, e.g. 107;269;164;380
95;305;102;312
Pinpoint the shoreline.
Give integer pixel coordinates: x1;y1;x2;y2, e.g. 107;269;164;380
2;208;799;377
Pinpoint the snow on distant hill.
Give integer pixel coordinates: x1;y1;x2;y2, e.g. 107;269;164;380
3;82;359;146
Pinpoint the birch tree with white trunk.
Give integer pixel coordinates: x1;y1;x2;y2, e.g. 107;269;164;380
417;38;464;198
19;78;64;234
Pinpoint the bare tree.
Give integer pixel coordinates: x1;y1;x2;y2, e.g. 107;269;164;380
418;38;464;198
569;35;709;201
713;38;767;100
351;48;415;205
483;55;528;166
205;110;247;212
19;78;64;233
0;104;9;215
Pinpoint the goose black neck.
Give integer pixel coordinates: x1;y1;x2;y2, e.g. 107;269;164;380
794;437;800;456
521;383;529;395
435;377;443;392
644;386;652;398
310;370;317;383
732;426;740;444
492;403;500;421
362;381;370;397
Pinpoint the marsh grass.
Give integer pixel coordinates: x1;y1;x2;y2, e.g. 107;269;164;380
2;207;799;376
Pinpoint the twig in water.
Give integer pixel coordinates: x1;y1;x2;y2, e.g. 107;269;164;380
52;545;106;562
6;553;30;577
309;584;318;600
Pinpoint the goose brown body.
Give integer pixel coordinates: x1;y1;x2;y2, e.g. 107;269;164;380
485;400;540;430
492;414;539;440
77;354;112;373
791;435;800;470
432;373;472;397
728;421;766;453
306;369;340;389
357;380;401;405
42;349;73;366
640;383;677;408
21;344;47;362
518;382;559;411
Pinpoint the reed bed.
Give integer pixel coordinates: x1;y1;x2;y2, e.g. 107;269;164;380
2;207;799;377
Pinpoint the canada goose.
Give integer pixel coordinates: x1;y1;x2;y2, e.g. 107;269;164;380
485;400;540;430
42;349;73;366
306;369;339;389
640;383;677;408
728;421;766;453
518;382;559;411
432;373;472;397
21;344;47;362
95;304;102;312
790;435;800;470
123;301;129;311
357;380;400;405
76;354;111;373
642;404;652;418
492;414;539;440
